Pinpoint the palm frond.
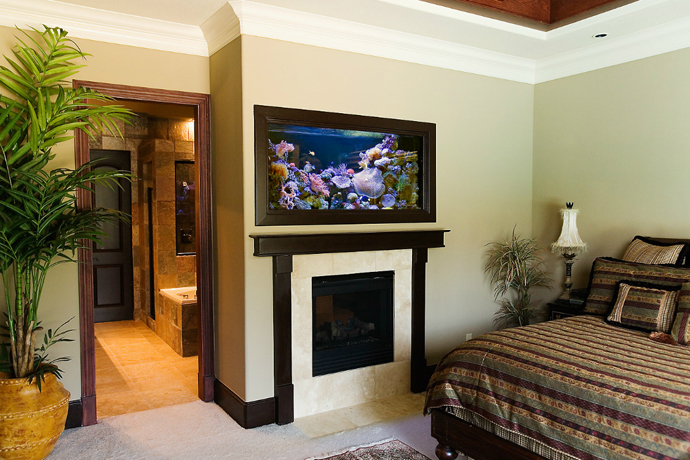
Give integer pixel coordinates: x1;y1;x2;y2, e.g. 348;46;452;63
0;25;133;380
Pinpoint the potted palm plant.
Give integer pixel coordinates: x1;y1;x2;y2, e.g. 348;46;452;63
0;26;131;459
484;228;552;329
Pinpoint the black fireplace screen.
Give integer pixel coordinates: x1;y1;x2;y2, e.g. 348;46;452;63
312;271;394;377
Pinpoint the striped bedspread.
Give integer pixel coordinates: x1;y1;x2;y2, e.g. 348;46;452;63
425;316;690;460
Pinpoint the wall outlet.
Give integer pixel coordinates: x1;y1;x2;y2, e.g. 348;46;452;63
465;333;473;341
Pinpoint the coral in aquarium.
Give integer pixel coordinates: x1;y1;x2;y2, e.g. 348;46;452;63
267;135;419;211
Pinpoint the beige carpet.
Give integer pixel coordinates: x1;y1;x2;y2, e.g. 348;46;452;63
50;401;459;460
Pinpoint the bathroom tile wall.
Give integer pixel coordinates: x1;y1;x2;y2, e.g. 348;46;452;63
92;116;196;334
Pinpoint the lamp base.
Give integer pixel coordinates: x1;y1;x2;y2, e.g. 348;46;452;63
558;253;577;300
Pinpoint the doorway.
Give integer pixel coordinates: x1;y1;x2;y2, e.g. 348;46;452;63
74;81;213;426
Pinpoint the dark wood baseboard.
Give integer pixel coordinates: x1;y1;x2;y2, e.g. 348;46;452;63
65;400;83;429
214;379;275;429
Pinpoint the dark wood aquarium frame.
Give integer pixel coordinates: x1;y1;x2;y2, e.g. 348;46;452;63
254;105;436;226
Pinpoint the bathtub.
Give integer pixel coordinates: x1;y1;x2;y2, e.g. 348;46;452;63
156;286;198;357
159;286;197;306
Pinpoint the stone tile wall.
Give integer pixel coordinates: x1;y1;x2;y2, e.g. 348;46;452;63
94;115;197;356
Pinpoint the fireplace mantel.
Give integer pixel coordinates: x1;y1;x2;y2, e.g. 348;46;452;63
250;229;448;256
249;229;448;426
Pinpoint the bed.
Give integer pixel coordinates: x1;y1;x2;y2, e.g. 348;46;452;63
425;237;690;460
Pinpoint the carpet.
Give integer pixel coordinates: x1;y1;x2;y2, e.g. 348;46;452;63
307;439;431;460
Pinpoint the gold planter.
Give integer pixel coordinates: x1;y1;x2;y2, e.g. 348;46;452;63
0;372;70;460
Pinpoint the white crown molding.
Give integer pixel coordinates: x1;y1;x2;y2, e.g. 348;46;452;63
536;14;690;83
201;3;241;56
0;0;208;56
1;0;689;84
225;1;536;84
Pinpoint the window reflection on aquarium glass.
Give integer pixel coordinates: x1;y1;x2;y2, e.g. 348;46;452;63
267;124;422;211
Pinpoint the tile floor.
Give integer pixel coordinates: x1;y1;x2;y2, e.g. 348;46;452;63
294;392;426;438
95;320;199;419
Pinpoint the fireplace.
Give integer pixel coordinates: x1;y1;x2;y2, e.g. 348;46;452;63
249;230;448;423
312;271;394;377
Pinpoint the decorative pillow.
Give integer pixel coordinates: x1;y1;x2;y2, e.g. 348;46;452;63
583;258;690;316
583;258;635;315
670;283;690;345
622;236;688;266
606;282;679;333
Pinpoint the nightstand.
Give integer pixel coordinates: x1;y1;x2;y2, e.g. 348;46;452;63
547;300;582;320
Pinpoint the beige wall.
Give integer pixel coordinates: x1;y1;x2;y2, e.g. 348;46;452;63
226;36;535;401
209;38;246;397
0;25;209;399
533;48;690;291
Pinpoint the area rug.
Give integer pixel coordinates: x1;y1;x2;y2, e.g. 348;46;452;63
307;439;431;460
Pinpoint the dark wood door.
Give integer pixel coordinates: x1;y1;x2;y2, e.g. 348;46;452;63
91;149;134;323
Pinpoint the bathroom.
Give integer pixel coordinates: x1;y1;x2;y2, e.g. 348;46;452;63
91;101;200;418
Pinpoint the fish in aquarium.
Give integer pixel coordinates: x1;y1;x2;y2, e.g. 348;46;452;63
267;127;420;211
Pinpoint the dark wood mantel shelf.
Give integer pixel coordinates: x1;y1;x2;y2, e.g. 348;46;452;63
250;229;449;257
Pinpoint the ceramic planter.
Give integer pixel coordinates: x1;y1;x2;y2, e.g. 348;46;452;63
0;372;70;460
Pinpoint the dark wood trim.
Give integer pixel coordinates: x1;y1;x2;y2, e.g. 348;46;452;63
273;255;294;425
74;81;214;426
411;248;429;393
214;379;276;429
251;230;448;257
431;409;545;460
254;105;436;226
65;400;83;429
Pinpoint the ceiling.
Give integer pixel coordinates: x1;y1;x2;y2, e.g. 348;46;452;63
0;0;689;83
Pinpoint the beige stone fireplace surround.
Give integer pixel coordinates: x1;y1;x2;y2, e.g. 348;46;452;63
291;250;412;418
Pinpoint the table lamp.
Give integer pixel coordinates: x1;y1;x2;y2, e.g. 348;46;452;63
551;202;587;300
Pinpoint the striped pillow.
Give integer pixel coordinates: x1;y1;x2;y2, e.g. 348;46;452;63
622;238;685;265
671;284;690;345
583;258;690;316
607;282;679;333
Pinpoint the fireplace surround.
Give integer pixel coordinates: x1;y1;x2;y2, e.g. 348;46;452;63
250;229;448;424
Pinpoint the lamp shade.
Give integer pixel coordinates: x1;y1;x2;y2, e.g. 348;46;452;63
551;203;587;255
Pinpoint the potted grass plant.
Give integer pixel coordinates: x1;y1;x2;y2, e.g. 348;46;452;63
484;228;552;329
0;26;131;459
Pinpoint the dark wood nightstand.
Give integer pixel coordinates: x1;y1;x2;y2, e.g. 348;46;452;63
547;300;584;320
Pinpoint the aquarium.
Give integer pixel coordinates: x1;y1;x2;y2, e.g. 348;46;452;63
254;106;436;226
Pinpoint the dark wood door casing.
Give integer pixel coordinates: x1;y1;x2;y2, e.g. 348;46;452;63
74;81;213;426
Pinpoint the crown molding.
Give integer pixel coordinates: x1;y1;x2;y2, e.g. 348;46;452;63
1;0;689;84
201;3;241;56
221;1;536;84
0;0;208;56
535;14;690;83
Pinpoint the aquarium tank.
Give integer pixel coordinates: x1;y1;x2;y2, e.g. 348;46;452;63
267;125;422;212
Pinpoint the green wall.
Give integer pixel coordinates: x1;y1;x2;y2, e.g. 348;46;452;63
533;48;690;290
